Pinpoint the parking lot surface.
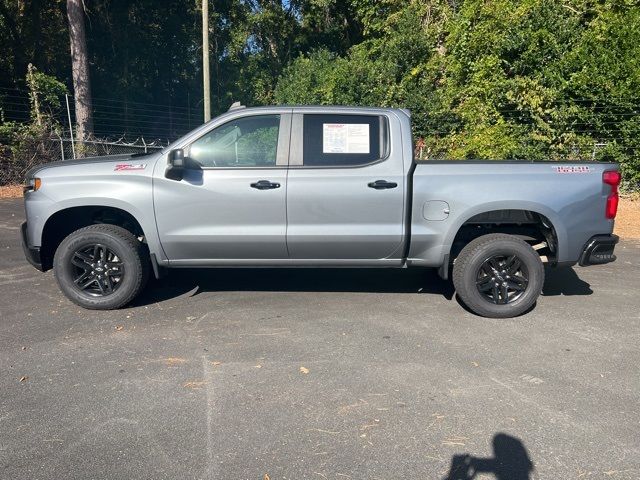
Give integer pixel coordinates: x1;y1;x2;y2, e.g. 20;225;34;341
1;198;639;479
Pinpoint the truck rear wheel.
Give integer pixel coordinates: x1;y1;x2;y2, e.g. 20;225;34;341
53;224;150;310
452;233;544;318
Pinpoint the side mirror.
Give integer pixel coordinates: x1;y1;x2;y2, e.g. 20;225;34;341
169;149;185;169
166;149;185;181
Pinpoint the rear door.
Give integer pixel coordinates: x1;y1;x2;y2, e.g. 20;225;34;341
153;111;291;263
285;111;406;264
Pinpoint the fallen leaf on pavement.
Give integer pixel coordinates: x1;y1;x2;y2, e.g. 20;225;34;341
166;357;187;366
183;381;207;389
442;436;468;447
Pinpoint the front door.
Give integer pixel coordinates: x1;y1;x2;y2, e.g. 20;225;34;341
154;113;291;263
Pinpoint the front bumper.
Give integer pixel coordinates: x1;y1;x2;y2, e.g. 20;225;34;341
578;234;619;266
21;222;44;271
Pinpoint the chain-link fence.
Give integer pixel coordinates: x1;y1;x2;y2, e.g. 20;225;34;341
0;129;59;185
0;133;165;185
2;85;640;188
52;136;165;162
0;86;195;185
414;140;611;161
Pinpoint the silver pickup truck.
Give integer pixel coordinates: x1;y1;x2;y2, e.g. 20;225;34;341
22;105;620;317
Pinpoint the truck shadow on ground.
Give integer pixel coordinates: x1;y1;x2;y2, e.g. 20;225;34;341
542;266;593;296
443;433;534;480
454;266;593;316
135;267;455;306
134;265;593;307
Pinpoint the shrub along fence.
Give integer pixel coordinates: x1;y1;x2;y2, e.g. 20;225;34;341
0;132;164;185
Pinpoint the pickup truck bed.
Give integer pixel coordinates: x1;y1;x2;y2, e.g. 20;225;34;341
409;160;616;268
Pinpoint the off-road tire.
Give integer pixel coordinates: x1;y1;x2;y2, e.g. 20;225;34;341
53;224;150;310
452;233;544;318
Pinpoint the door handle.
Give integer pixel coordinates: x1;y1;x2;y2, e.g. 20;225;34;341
250;180;281;190
368;180;398;190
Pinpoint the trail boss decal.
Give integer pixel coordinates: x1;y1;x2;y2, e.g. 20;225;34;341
114;163;147;171
552;165;592;174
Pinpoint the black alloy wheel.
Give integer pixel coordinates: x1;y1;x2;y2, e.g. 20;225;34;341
475;254;529;305
70;243;124;296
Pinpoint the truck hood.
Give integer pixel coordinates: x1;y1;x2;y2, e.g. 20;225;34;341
25;152;155;179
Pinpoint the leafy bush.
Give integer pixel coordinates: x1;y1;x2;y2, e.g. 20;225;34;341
0;121;63;185
0;67;67;185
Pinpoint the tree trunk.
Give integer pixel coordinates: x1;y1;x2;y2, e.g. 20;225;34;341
67;0;93;147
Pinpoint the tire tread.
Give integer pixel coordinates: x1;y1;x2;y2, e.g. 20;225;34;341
452;233;544;318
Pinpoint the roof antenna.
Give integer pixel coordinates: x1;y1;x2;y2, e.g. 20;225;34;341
228;101;245;111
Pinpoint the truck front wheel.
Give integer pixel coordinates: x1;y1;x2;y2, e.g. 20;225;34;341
452;234;544;318
53;224;150;310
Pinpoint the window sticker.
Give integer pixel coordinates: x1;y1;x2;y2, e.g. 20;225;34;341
322;123;370;154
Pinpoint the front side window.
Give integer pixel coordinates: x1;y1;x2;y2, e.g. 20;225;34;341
189;115;280;167
303;114;384;167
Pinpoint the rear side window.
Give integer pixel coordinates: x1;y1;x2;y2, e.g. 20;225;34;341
303;114;385;167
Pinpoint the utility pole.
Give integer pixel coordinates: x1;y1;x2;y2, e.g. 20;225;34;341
202;0;211;122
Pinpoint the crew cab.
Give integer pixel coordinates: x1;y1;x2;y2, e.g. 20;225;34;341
22;105;620;317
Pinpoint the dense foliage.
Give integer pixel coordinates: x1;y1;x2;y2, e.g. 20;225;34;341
1;0;639;186
276;0;640;186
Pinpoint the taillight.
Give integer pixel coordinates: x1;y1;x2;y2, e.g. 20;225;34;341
603;170;621;219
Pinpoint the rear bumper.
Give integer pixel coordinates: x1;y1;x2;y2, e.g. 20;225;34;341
578;234;619;266
21;222;44;271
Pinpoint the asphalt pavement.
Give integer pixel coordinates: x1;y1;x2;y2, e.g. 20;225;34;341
1;198;639;479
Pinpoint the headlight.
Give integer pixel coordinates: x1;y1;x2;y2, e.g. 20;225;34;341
23;177;41;194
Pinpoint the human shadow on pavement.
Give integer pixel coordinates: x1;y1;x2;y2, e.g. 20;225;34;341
443;433;534;480
542;266;593;296
133;267;455;307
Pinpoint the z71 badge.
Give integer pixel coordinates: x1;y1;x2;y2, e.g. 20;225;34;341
552;165;592;174
114;163;147;171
